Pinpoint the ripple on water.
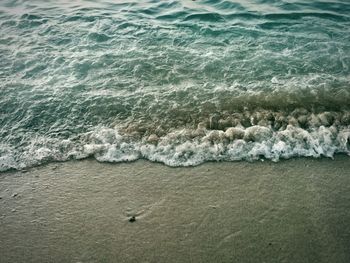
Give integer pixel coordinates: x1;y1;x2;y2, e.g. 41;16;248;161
0;0;349;170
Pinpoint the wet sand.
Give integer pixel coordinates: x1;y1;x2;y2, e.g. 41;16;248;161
0;156;350;263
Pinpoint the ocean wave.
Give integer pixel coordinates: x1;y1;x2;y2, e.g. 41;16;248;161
1;110;349;171
1;0;350;171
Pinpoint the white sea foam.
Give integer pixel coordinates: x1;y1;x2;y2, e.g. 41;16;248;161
1;123;349;171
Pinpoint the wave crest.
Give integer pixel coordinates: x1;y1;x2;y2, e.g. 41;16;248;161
1;113;349;171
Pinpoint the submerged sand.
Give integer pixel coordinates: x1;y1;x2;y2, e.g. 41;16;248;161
0;156;350;263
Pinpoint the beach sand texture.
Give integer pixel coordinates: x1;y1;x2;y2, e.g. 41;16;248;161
0;156;350;263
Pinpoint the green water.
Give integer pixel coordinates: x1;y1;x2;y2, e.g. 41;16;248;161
0;0;350;170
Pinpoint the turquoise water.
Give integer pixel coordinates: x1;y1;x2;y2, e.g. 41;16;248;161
0;0;350;170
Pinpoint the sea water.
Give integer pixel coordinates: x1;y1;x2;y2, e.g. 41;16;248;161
0;0;349;170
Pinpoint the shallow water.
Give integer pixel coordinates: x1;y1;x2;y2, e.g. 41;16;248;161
1;0;350;170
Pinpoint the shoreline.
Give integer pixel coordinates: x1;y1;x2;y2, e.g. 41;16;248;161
1;155;350;262
2;152;350;174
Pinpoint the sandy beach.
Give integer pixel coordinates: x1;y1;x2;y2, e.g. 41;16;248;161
1;0;350;262
0;156;350;263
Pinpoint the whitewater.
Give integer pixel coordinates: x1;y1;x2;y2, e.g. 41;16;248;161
0;0;349;171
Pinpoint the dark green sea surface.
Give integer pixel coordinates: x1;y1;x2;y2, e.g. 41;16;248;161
0;0;350;170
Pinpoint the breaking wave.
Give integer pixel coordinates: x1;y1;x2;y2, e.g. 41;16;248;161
1;0;350;171
1;109;349;171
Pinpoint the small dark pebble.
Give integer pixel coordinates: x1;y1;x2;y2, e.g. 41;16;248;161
268;242;272;246
129;216;136;223
12;193;18;198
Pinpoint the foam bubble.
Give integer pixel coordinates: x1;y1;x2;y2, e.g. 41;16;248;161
0;112;349;171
